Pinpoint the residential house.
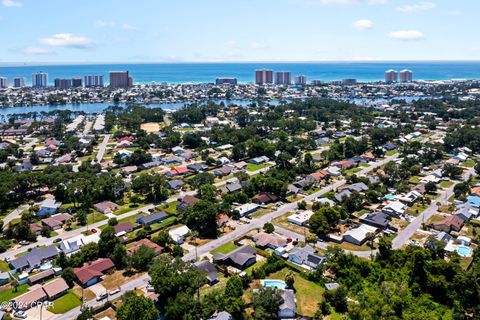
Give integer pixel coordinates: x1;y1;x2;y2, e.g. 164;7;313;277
74;258;115;287
232;203;259;217
279;289;296;319
194;260;219;285
382;201;406;216
248;156;269;165
177;195;200;212
288;245;325;270
253;232;287;250
213;245;256;270
127;238;163;255
288;211;314;226
253;192;279;204
94;201;120;214
187;163;208;173
359;212;391;230
11;285;47;310
37;198;62;217
41;213;72;230
331;160;357;170
214;166;233;177
0;272;9;286
136;211;168;226
342;224;377;245
58;234;100;255
167;179;184;190
221;182;242;194
28;269;56;285
208;311;233;320
168;225;191;244
42;278;69;300
431;215;465;233
9;246;58;273
114;222;135;236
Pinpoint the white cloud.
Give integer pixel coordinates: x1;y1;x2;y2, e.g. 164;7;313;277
396;2;436;13
250;42;268;49
294;0;386;5
19;47;54;55
389;30;425;41
95;20;116;28
40;33;94;48
121;23;137;31
353;19;373;30
226;40;238;49
2;0;22;7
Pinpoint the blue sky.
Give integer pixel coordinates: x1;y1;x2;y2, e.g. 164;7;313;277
0;0;478;63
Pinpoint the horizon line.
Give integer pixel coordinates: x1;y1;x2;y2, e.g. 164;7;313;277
1;59;480;68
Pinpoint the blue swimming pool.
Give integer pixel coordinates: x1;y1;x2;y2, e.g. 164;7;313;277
385;194;395;200
261;279;287;290
40;262;53;271
456;245;473;257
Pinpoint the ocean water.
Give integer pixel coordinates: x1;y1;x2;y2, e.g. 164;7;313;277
0;62;479;85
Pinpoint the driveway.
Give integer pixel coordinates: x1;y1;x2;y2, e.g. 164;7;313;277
88;283;108;297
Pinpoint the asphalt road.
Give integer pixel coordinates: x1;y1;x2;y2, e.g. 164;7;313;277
96;134;111;163
392;166;475;249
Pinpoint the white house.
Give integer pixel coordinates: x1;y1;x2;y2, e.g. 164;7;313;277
59;234;100;255
169;225;191;244
233;203;259;217
343;224;377;245
288;211;314;226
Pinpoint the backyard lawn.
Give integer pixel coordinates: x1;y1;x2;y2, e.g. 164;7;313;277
48;291;82;314
246;163;269;172
408;176;421;184
0;284;29;302
0;260;10;272
210;241;238;255
440;180;454;188
267;268;324;317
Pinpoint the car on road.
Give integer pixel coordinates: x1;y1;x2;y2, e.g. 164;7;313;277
96;292;108;301
109;288;120;295
146;285;155;292
18;240;30;246
14;310;27;318
53;238;62;243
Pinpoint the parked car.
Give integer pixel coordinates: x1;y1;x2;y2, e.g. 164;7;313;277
146;285;155;292
96;292;108;301
91;228;98;233
109;288;120;295
53;238;62;243
19;240;30;246
14;310;27;318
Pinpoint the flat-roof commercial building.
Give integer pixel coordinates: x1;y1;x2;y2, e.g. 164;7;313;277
109;71;132;88
400;69;413;82
32;72;48;88
255;69;273;85
216;77;237;85
13;77;26;88
84;75;104;87
275;71;291;85
385;69;398;83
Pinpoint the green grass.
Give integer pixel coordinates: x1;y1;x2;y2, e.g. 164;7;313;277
210;241;238;255
440;180;454;188
463;159;475;168
47;291;82;314
385;150;398;156
408;176;421;184
267;268;325;317
406;202;429;216
246;163;269;172
159;200;179;215
0;284;29;302
343;167;362;175
0;260;9;272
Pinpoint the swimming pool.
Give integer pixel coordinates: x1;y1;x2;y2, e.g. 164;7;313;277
261;279;287;290
385;194;395;200
40;262;53;271
456;245;473;257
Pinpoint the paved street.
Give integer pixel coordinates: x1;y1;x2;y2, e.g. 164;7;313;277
51;154;399;319
96;134;111;163
392;166;475;249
